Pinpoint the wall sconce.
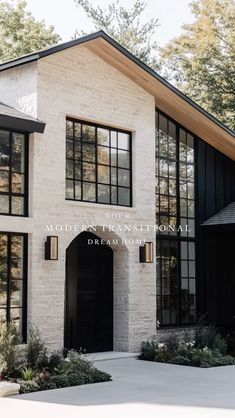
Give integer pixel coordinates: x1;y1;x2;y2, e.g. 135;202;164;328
139;241;153;263
45;236;58;260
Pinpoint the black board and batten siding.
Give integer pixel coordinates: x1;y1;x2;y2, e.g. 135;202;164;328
196;138;235;327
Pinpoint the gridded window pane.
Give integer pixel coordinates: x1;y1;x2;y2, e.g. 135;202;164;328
66;140;73;159
111;131;117;147
0;195;9;214
111;167;117;185
12;134;25;173
111;148;117;166
74;142;82;160
159;178;168;194
0;130;10;169
83;162;96;182
66;119;131;206
0;309;6;323
118;187;130;206
74;162;81;180
66;180;74;199
0;170;9;192
11;280;23;307
111;186;117;204
98;165;110;183
98;128;109;146
118;150;130;168
75;181;81;200
0;273;7;307
66;120;73;137
83;143;95;162
98;184;110;203
188;242;195;259
0;233;26;340
12;173;24;194
0;130;27;216
83;182;96;202
82;125;95;142
98;146;109;165
74;123;81;139
11;308;23;334
12;197;24;215
118;169;130;187
66;159;73;178
118;132;129;150
156;110;196;326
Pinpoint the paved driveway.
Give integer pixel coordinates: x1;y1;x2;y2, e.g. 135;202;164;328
1;358;235;417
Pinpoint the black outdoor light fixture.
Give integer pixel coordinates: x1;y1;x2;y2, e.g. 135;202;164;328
139;241;153;263
45;236;58;260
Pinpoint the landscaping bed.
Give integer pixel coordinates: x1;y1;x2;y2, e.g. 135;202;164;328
140;325;235;368
0;324;111;394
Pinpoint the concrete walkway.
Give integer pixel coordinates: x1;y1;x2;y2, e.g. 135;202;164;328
1;358;235;417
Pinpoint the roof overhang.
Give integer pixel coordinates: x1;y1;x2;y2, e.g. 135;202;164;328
202;202;235;232
0;114;45;133
0;31;234;155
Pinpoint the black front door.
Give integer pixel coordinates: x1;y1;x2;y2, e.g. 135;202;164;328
65;232;113;352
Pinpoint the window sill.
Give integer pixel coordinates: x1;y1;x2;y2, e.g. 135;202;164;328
64;200;137;212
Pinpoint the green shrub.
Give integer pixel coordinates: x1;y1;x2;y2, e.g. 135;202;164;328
163;334;179;352
48;349;64;372
27;327;47;369
194;325;227;354
168;355;192;366
88;368;112;383
0;322;20;377
140;340;158;361
20;380;40;394
21;367;35;381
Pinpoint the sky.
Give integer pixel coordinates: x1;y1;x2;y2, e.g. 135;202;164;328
25;0;194;47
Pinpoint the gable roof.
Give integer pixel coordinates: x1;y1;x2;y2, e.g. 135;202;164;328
0;102;45;133
0;31;234;157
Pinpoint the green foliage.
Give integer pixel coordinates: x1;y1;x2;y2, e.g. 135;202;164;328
0;0;61;63
27;326;47;369
163;334;179;352
21;367;35;381
140;326;234;368
140;339;158;361
19;380;40;394
0;322;20;376
48;349;64;372
74;0;159;70
194;325;227;354
160;0;235;130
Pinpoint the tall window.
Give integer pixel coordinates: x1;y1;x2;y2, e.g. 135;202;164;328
66;119;132;207
156;110;196;326
0;130;28;216
0;233;27;340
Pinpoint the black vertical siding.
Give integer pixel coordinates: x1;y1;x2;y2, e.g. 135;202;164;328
196;138;235;323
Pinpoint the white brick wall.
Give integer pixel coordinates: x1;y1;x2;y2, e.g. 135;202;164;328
0;44;156;352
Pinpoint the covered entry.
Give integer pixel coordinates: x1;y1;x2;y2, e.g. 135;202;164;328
65;231;113;352
200;203;235;328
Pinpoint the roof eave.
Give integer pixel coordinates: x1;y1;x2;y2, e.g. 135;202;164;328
0;114;46;133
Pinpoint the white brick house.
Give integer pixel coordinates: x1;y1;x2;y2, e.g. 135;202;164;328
0;31;234;352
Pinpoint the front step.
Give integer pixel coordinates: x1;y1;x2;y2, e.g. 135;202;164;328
85;351;139;362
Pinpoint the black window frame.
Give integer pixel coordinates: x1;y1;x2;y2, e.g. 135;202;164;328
156;108;197;327
65;118;132;207
0;128;29;217
0;231;28;342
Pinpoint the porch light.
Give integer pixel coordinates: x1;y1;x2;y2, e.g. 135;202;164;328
45;236;58;260
139;242;153;263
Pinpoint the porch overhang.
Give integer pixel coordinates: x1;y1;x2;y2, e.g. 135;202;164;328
0;102;45;133
201;202;235;232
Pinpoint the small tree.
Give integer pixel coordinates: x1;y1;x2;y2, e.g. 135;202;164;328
74;0;160;70
0;0;61;63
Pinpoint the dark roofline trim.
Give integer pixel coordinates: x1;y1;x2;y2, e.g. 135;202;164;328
0;114;45;133
0;30;234;138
